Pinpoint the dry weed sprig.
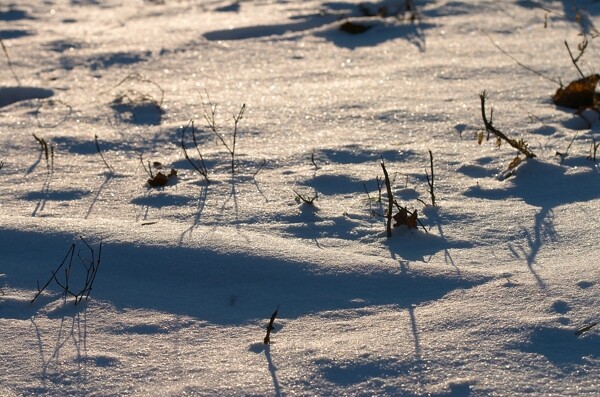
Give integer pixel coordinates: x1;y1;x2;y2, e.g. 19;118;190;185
32;133;54;173
181;119;210;183
555;130;580;164
263;306;279;344
310;151;318;169
137;152;154;179
380;159;427;235
32;237;103;305
380;159;394;238
293;188;318;206
564;39;587;79
479;91;536;159
587;137;600;161
425;149;436;206
201;91;245;174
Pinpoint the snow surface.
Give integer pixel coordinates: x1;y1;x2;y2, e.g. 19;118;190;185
0;0;599;395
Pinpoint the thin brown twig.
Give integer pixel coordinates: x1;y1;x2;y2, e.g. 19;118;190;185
425;149;436;206
564;40;586;79
181;120;210;183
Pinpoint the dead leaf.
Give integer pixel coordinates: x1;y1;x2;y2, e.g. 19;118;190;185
552;74;600;109
148;172;168;187
147;168;177;187
507;156;522;170
393;207;408;227
393;207;418;229
406;209;418;229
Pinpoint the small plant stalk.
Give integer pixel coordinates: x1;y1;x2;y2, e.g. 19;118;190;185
32;237;102;305
311;151;318;169
32;133;54;173
264;306;279;344
425;149;436;206
293;189;317;206
480;92;536;159
138;153;154;179
229;104;245;173
587;137;599;161
202;92;245;175
181;120;210;183
381;159;394;238
564;39;586;79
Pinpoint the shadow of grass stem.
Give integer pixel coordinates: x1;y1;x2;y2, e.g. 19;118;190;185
94;135;115;174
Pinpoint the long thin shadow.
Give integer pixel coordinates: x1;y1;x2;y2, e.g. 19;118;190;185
134;190;153;223
252;178;269;203
32;315;69;379
264;346;282;397
221;176;239;219
435;222;461;277
85;174;113;219
408;305;428;393
510;208;554;289
25;150;44;175
408;306;421;362
179;186;208;244
32;173;52;217
31;307;89;385
218;176;244;239
203;14;340;41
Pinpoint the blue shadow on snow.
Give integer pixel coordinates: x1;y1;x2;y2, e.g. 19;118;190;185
0;229;490;325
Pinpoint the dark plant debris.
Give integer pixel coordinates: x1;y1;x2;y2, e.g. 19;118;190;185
552;74;600;109
340;21;372;34
264;306;279;344
148;169;177;187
